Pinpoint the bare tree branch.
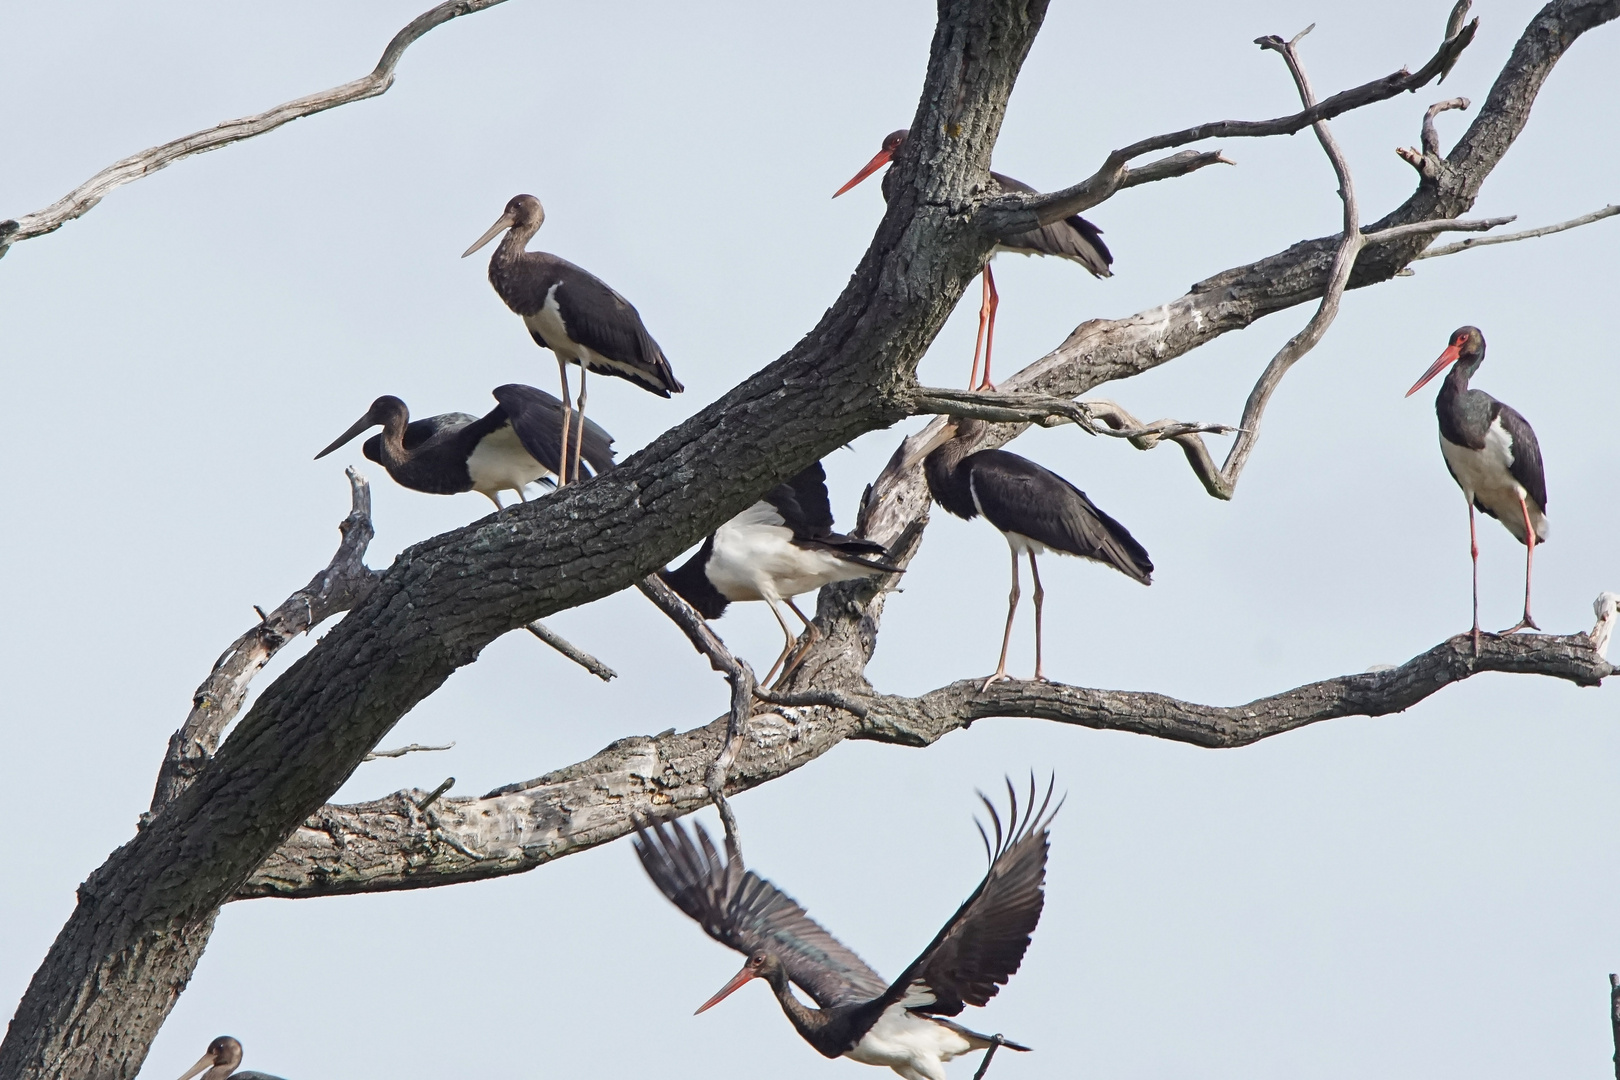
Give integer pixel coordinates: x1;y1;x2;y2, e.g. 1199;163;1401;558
1414;203;1620;258
979;8;1479;233
907;385;1239;442
364;742;454;761
0;0;510;259
241;630;1611;899
524;622;617;682
148;469;377;812
636;576;756;860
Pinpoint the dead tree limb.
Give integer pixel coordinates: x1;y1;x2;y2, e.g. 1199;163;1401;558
240;629;1612;898
1415;203;1620;258
149;469;377;812
0;0;510;259
524;622;617;681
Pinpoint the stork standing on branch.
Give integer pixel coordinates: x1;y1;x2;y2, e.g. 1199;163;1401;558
1406;326;1548;652
463;194;681;486
660;461;900;685
634;778;1059;1080
903;419;1152;688
834;129;1112;391
314;384;614;511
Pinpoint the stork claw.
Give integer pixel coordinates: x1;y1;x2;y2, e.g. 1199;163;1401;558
1498;615;1540;635
980;671;1013;692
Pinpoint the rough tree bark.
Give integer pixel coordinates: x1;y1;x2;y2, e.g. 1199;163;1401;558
3;1;1616;1078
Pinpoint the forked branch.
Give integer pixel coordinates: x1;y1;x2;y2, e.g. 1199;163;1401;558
0;0;510;258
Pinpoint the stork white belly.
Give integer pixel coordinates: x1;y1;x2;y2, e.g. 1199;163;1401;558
523;284;651;382
1440;422;1547;543
844;1006;974;1080
707;514;873;602
465;423;547;495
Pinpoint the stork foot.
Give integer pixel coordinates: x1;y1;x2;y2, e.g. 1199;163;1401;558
1498;614;1540;635
980;671;1013;692
1470;625;1481;657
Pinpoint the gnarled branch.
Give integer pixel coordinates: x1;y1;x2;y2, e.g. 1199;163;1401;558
0;0;510;258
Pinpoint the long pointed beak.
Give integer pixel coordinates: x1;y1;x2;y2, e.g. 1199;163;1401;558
462;211;515;258
833;148;893;198
694;964;757;1015
1405;343;1461;397
315;412;379;460
175;1052;216;1080
897;419;960;473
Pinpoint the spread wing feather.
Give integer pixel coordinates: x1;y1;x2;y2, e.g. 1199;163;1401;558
869;776;1059;1019
634;817;890;1009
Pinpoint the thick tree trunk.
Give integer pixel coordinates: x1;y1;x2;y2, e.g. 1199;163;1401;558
0;2;1048;1077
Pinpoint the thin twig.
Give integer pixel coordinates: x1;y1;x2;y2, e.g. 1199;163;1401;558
1415;204;1620;259
525;621;617;681
0;0;510;257
971;1036;1006;1080
416;777;455;811
1157;30;1367;501
365;742;454;761
908;387;1238;443
636;576;755;862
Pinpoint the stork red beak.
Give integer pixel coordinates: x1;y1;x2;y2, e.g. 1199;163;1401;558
694;963;757;1014
174;1051;216;1080
1406;343;1462;397
833;148;894;198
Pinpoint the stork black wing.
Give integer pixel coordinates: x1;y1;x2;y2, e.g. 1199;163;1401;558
966;450;1152;583
491;383;616;479
634;817;890;1009
549;258;683;396
870;777;1058;1019
1492;400;1548;514
779;461;836;536
989;171;1112;277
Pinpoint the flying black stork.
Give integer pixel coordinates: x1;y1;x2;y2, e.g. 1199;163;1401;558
833;129;1112;391
175;1036;286;1080
634;777;1059;1080
315;384;614;510
463;194;681;486
901;418;1152;688
1406;326;1548;652
660;461;901;685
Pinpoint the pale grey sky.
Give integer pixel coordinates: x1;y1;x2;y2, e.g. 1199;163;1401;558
3;2;1618;1078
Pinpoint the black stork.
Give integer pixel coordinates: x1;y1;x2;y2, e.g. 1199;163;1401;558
1406;326;1548;651
175;1036;286;1080
901;418;1152;688
833;129;1112;391
634;778;1059;1080
315;383;614;510
463;194;681;486
660;461;901;685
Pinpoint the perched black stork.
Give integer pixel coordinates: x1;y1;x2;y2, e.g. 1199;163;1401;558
634;778;1059;1080
902;418;1152;688
660;461;901;685
315;383;614;510
463;194;681;486
1406;326;1548;651
833;129;1112;390
175;1036;286;1080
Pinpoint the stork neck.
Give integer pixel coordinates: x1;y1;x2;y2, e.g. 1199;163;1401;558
494;219;540;268
374;414;412;470
923;437;980;522
765;968;846;1058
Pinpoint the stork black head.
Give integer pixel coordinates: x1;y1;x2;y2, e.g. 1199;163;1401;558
833;129;909;197
462;194;545;258
695;949;784;1014
175;1035;243;1080
1406;325;1486;397
315;395;409;459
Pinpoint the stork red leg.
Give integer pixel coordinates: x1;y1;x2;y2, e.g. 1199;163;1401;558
1028;552;1046;682
1499;493;1541;634
555;356;575;489
971;263;1001;391
571;366;590;483
776;597;821;685
1468;501;1481;656
983;547;1020;691
762;598;799;687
